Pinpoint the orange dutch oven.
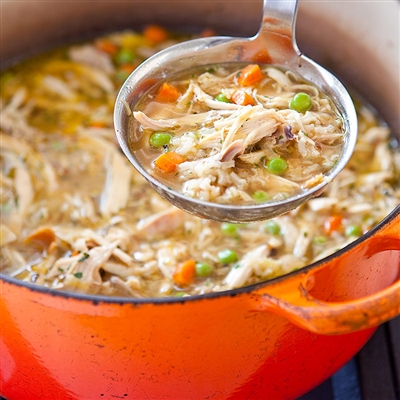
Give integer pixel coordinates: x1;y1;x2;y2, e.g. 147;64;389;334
1;1;399;399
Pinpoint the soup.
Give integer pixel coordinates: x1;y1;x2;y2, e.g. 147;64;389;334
1;27;399;298
131;63;345;204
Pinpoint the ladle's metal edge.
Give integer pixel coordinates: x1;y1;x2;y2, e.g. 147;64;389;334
114;0;358;223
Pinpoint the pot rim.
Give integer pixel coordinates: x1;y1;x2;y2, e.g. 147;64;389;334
1;205;399;305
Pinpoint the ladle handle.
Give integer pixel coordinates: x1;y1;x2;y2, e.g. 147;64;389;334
254;0;301;62
252;206;400;335
260;0;299;36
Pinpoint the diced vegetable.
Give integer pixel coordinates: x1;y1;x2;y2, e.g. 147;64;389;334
195;262;213;277
173;259;196;286
231;90;255;106
266;157;287;174
237;64;264;86
253;190;270;203
345;224;363;237
289;92;313;113
149;132;172;148
115;49;135;64
143;24;169;43
215;93;230;103
115;70;130;82
324;215;343;234
218;249;238;264
314;235;327;244
156;82;182;103
95;39;118;55
264;220;281;235
154;151;185;173
221;223;239;236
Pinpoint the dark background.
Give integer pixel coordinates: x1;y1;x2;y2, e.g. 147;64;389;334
300;317;400;400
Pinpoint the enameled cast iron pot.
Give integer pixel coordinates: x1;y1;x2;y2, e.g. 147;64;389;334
1;1;399;399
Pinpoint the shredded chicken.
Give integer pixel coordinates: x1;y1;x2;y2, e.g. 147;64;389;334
1;30;398;299
132;64;345;205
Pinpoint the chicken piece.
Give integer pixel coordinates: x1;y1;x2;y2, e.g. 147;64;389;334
14;167;34;217
69;45;115;74
137;207;186;237
0;225;17;246
71;242;118;284
219;139;245;162
99;150;132;217
223;245;270;289
307;197;337;212
110;276;145;298
191;83;239;110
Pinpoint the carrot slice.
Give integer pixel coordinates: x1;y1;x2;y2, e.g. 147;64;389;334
156;82;182;103
324;214;343;234
143;24;169;43
89;121;106;128
237;64;264;86
119;64;136;74
95;39;118;55
154;151;185;173
231;90;255;106
173;259;196;286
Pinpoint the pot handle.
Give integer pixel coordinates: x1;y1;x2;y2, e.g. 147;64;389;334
254;208;400;335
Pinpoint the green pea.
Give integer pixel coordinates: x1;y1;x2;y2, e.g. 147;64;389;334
221;223;240;236
266;157;287;175
115;70;131;81
215;93;230;103
314;235;327;244
218;249;238;264
115;49;135;64
253;190;270;203
149;132;172;148
345;225;363;237
289;92;313;113
264;220;281;235
195;262;213;277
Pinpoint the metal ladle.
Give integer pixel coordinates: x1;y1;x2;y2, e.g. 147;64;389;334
114;0;357;223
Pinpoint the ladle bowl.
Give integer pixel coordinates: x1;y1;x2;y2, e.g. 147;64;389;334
114;0;357;222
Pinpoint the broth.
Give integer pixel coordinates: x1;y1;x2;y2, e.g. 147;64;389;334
0;28;399;298
131;63;345;204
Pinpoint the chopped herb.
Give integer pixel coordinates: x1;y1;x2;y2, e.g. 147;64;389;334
78;253;90;262
73;272;83;279
303;232;308;237
234;263;241;269
58;267;64;272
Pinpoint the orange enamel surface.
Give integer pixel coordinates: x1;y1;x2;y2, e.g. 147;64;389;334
0;280;375;400
253;208;400;334
1;208;399;399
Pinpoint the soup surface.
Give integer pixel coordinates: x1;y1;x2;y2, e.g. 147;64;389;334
1;28;399;298
132;63;345;204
